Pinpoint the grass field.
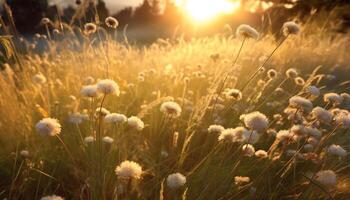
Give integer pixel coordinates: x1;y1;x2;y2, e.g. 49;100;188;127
0;19;350;200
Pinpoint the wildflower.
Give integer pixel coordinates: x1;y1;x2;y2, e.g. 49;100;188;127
286;68;298;79
97;79;120;95
289;96;313;113
225;89;242;101
306;126;322;138
84;76;95;85
291;125;307;138
312;107;333;124
334;110;350;128
127;116;144;131
294;77;305;86
84;136;95;144
324;93;343;105
115;160;142;179
84;23;97;34
327;144;347;158
243;129;260;144
81;85;99;98
314;170;337;186
341;93;350;105
40;195;64;200
282;21;300;36
40;18;50;25
208;125;225;135
267;69;277;79
69;113;83;124
218;128;240;142
234;176;250;185
308;86;320;97
20;150;30;158
240;111;269;132
95;107;110;117
242;144;255;157
104;113;127;124
255;150;268;158
166;173;186;189
276;130;296;142
102;136;114;144
236;24;259;40
32;73;47;85
105;17;118;29
160;101;182;117
35;118;61;136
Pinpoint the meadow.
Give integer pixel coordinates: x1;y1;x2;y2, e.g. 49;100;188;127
0;17;350;200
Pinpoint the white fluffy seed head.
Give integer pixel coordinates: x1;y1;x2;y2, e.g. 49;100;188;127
115;160;142;179
97;79;120;95
105;16;118;28
35;118;61;136
81;85;100;98
289;96;313;113
127;116;144;131
166;173;186;189
40;195;64;200
315;170;337;186
327;144;347;158
225;89;242;101
324;93;343;105
32;73;47;85
308;86;320;97
240;111;269;131
236;24;259;40
208;125;225;134
334;110;350;128
160;101;182;117
282;21;300;36
242;144;255;157
84;136;95;144
95;107;110;117
69;113;83;124
234;176;250;185
218;127;246;143
255;150;268;158
20;150;30;158
104;113;127;123
102;136;114;144
312;107;333;124
286;68;298;79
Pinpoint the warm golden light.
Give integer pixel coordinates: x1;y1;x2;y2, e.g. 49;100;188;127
175;0;241;22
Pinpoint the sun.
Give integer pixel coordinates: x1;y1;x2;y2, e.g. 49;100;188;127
175;0;241;22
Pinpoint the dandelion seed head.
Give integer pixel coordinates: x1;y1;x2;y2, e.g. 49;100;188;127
160;101;182;117
97;79;120;95
234;176;250;185
105;113;127;124
208;125;225;135
84;136;95;144
289;96;313;113
105;17;118;29
315;170;337;186
312;107;333;124
282;21;300;36
327;144;347;158
127;116;144;131
324;93;343;105
225;89;242;101
35;118;61;136
240;111;269;131
115;160;142;179
242;144;255;157
84;23;97;34
102;136;114;144
236;24;259;40
32;73;47;85
81;85;100;98
286;68;298;79
255;150;268;158
166;173;186;189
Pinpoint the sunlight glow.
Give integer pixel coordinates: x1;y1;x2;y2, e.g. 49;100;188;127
175;0;241;22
